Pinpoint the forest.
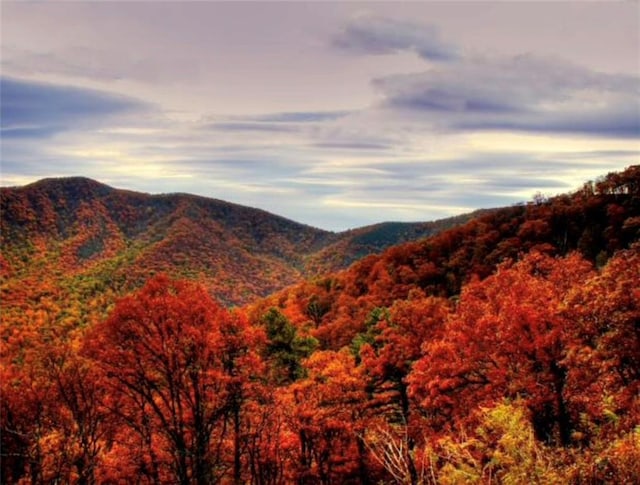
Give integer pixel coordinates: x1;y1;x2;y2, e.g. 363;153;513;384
1;166;639;484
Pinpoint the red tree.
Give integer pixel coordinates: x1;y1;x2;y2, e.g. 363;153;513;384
562;247;640;437
408;252;594;445
84;274;263;484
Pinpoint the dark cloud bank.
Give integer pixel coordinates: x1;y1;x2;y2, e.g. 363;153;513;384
0;77;149;139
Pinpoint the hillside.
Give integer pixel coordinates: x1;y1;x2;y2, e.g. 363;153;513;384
1;166;639;484
0;177;452;305
0;176;328;306
250;165;640;348
302;211;487;275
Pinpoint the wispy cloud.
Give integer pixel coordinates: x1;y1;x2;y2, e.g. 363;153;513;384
374;54;640;138
203;122;300;133
1;4;637;231
200;111;351;134
0;77;150;139
250;111;350;123
332;13;458;62
311;141;393;151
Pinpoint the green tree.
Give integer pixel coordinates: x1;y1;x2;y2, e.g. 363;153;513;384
262;308;318;384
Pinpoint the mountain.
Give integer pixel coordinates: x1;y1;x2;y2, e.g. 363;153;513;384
2;166;639;484
303;212;488;275
0;176;469;308
249;165;640;349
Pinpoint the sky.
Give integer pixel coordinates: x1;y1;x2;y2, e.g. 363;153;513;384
1;1;639;231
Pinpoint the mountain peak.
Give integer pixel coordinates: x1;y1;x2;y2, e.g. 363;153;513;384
1;175;475;305
25;176;114;196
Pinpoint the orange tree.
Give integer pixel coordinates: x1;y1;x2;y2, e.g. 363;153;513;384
84;274;264;484
408;251;594;445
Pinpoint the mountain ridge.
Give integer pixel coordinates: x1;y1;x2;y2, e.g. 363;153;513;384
248;165;640;349
0;176;473;306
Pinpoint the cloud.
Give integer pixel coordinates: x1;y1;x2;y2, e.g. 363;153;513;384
308;151;620;223
0;77;149;139
311;141;393;151
456;107;639;138
200;111;351;135
374;54;640;138
203;122;300;133
332;14;458;61
250;111;350;123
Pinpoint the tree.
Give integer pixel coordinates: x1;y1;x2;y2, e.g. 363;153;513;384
359;296;451;424
84;274;261;484
561;247;640;438
433;400;566;485
1;362;49;484
355;297;451;485
408;252;594;445
285;349;370;484
1;332;112;485
261;308;317;385
41;344;111;485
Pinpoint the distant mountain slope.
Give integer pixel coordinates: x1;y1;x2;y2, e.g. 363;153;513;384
249;165;640;349
0;177;327;305
304;212;488;275
0;177;470;307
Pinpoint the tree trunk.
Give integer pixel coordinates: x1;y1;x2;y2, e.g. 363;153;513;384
551;361;571;446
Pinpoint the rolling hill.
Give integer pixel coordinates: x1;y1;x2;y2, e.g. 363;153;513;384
0;176;469;308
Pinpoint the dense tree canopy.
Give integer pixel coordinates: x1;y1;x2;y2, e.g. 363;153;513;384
2;167;639;483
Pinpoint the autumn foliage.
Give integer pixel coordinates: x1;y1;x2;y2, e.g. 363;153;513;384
2;166;640;483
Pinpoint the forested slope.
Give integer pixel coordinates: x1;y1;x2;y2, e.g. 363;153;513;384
1;166;638;484
0;177;465;309
254;166;640;349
